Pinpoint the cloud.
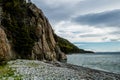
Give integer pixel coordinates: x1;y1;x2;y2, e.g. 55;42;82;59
102;37;120;42
109;31;120;35
53;21;120;42
73;9;120;27
32;0;120;24
79;34;102;37
32;0;120;43
31;0;120;51
75;0;120;14
32;0;82;23
110;38;120;42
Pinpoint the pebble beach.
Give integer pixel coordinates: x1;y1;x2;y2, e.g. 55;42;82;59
1;59;120;80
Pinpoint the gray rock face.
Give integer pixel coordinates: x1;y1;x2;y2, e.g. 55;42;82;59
0;1;66;61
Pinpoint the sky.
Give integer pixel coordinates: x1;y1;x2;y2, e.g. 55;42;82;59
32;0;120;52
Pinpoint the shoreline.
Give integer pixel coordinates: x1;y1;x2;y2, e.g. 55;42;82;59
66;53;120;74
48;61;120;79
51;61;120;74
1;59;119;80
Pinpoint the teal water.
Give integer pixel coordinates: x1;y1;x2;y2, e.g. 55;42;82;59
67;52;120;74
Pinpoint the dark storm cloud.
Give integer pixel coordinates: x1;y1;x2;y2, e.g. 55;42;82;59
73;9;120;27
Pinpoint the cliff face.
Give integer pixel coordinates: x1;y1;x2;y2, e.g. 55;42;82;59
0;27;11;61
0;0;66;62
28;4;66;61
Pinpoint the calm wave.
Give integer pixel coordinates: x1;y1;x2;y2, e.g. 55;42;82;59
67;52;120;74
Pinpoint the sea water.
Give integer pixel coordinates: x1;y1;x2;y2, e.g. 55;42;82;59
67;52;120;74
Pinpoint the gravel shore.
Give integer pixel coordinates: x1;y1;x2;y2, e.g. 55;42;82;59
1;59;120;80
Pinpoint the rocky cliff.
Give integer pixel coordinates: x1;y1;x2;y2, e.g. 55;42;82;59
0;0;67;62
0;0;93;63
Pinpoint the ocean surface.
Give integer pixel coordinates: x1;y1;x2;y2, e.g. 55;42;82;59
67;52;120;74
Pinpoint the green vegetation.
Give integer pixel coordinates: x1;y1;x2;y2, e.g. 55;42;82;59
1;0;37;57
54;35;84;54
0;65;14;78
55;35;94;54
0;64;22;80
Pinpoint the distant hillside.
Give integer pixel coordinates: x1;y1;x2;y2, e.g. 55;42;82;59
54;35;94;54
